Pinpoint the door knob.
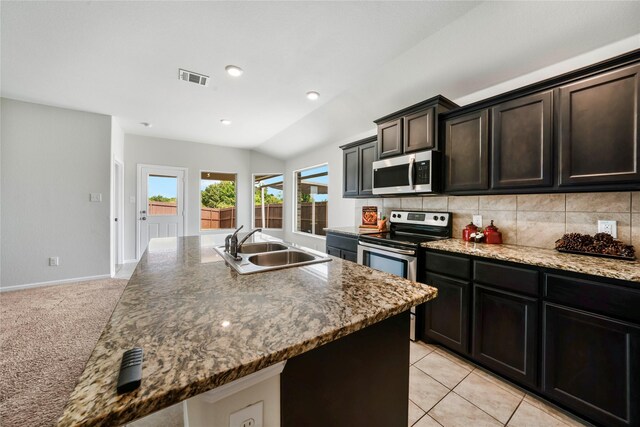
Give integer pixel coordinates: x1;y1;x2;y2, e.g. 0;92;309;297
139;216;147;221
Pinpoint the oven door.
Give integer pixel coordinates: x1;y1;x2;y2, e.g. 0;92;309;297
357;241;418;340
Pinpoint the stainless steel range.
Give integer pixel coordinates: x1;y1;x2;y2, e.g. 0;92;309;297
357;210;452;340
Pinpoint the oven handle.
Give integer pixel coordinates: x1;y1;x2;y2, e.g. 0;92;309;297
358;241;416;256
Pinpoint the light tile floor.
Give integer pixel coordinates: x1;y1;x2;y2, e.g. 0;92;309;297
409;341;593;427
114;262;137;279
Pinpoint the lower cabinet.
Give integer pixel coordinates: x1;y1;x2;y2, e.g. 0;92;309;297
472;284;538;388
326;232;358;263
424;272;471;355
543;303;640;427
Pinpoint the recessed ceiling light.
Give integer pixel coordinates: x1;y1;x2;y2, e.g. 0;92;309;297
220;119;232;125
140;122;152;128
225;65;243;77
306;91;320;101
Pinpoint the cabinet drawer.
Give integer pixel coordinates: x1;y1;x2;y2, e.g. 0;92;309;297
474;261;539;297
326;233;358;253
425;251;471;280
544;273;640;324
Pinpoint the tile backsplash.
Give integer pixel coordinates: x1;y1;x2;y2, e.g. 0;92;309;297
355;192;640;249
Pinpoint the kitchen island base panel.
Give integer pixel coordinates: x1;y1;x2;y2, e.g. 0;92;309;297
281;311;409;427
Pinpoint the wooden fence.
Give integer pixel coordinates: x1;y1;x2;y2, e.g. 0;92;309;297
298;202;327;236
148;201;177;215
201;206;236;229
254;204;283;229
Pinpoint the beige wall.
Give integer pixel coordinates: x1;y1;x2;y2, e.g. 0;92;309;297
355;192;640;250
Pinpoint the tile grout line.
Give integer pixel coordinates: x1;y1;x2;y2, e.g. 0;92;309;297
503;395;526;426
451;390;510;426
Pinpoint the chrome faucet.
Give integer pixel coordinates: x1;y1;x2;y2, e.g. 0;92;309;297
224;226;262;260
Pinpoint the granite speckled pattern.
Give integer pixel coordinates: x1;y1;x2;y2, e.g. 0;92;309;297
324;226;381;236
57;235;437;426
423;239;640;283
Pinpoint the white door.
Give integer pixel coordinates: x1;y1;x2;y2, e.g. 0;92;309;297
138;166;185;258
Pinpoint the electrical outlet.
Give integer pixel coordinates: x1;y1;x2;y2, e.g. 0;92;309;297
472;215;483;228
49;257;59;266
598;220;617;238
229;401;263;427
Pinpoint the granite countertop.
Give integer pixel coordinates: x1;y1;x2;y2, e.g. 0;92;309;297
423;239;640;283
58;234;437;426
324;226;383;236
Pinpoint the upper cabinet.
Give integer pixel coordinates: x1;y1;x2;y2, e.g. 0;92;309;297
491;91;553;189
444;109;490;192
557;63;640;187
340;136;378;198
375;95;458;159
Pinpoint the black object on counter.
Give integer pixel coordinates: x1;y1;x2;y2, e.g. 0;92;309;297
116;347;143;394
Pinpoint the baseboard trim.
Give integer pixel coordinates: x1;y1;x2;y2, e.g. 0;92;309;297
0;274;112;293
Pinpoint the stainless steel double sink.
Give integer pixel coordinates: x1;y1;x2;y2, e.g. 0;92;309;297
214;242;331;274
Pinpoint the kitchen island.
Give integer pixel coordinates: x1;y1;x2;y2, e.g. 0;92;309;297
57;234;437;426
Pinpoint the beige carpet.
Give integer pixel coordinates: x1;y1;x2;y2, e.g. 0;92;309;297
0;279;127;427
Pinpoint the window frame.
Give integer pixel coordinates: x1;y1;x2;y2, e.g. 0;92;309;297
292;163;329;240
252;173;284;231
199;169;238;233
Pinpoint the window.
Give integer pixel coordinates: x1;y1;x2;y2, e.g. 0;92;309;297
147;175;178;216
294;164;328;237
200;171;236;229
253;174;284;229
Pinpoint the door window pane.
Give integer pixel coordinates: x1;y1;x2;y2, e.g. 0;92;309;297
295;164;328;236
254;174;284;229
148;175;178;216
201;172;236;229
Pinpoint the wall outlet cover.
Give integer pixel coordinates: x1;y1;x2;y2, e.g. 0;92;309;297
229;401;263;427
472;215;483;228
597;220;617;238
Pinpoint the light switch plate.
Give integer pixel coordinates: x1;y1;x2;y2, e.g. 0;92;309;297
229;401;263;427
472;215;483;228
49;257;59;266
90;193;102;202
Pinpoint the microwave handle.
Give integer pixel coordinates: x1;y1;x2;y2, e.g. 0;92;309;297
408;156;415;188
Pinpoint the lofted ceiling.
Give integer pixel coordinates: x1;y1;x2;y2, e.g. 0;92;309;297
1;1;477;150
2;2;639;160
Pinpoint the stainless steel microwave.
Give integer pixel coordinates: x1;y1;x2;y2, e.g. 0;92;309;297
372;151;438;195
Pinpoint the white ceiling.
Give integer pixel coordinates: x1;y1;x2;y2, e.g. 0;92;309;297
1;1;477;150
2;2;639;160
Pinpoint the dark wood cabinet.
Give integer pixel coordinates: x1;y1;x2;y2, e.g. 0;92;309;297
423;272;471;355
340;136;378;198
375;95;458;159
377;119;402;159
404;107;436;153
358;140;377;196
543;303;640;427
326;231;358;263
491;91;553;189
342;146;359;197
557;64;640;187
472;284;538;388
444;109;490;192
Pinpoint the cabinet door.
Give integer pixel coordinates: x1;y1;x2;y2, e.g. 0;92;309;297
472;284;538;388
557;64;640;186
491;91;553;189
343;146;359;197
326;245;342;257
359;140;377;196
341;249;358;263
543;303;640;427
424;272;471;355
404;107;435;153
377;119;403;159
444;110;489;192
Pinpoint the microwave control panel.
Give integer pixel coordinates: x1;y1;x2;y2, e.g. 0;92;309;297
415;161;431;184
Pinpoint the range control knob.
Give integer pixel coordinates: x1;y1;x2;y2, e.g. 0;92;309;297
392;213;397;218
440;216;446;221
433;215;439;221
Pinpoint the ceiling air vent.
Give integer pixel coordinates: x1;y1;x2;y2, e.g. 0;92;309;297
178;69;209;87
